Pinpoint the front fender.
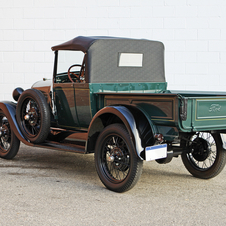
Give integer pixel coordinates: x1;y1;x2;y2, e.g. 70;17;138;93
87;106;148;159
0;101;31;146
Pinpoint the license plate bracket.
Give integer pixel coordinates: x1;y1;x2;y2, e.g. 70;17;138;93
145;144;167;161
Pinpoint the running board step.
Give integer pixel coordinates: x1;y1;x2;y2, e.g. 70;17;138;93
34;141;86;154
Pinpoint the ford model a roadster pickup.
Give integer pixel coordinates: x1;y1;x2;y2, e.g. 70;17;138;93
1;36;226;192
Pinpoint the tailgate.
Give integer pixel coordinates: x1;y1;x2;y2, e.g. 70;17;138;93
180;96;226;131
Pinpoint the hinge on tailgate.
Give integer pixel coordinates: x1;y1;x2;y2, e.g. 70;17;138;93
178;95;188;121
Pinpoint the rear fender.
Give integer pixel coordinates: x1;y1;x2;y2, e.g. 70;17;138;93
0;101;31;146
87;106;155;160
220;134;226;149
113;106;143;158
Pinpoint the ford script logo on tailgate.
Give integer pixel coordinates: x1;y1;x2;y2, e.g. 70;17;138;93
209;104;221;112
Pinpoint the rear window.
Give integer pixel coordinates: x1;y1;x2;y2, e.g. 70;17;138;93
118;53;143;67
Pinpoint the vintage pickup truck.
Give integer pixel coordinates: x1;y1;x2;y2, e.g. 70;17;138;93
1;36;226;192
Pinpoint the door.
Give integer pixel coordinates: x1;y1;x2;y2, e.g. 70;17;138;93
54;82;79;129
53;50;91;130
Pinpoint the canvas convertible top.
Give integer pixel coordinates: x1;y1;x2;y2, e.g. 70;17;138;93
51;36;122;52
52;36;166;83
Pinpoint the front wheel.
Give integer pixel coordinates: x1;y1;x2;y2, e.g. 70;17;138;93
181;132;226;179
16;89;50;144
95;124;143;192
0;111;20;159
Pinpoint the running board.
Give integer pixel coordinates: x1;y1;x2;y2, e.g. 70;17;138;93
34;141;86;154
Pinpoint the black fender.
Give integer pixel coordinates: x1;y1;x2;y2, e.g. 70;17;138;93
86;106;157;160
0;101;32;146
220;134;226;150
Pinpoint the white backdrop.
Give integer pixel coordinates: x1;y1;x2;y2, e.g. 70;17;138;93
1;0;226;101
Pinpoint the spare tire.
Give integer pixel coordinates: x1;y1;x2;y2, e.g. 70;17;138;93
16;89;50;143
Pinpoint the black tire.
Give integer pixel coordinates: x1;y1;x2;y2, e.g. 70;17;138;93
16;89;50;143
181;132;226;179
95;124;143;192
0;110;20;159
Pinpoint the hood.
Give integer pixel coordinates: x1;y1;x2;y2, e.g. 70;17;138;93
31;79;52;88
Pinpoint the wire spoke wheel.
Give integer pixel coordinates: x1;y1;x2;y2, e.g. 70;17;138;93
188;133;216;170
16;89;50;144
95;124;143;192
0;111;20;159
21;98;41;138
182;132;226;179
103;135;130;182
0;117;11;152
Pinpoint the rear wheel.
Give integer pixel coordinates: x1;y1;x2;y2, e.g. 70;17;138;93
95;124;143;192
0;111;20;159
181;132;226;179
16;89;50;143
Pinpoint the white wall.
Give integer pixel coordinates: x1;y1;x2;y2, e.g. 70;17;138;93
1;0;226;101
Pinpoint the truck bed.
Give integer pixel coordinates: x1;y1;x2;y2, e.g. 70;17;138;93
176;93;226;132
100;91;226;133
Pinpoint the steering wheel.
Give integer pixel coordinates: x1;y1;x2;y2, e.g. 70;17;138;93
67;64;82;83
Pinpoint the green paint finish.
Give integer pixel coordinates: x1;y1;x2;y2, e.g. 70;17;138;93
89;83;226;133
196;99;226;120
53;82;226;134
89;82;167;94
54;86;79;129
89;82;168;117
180;97;226;132
53;84;92;130
155;126;179;142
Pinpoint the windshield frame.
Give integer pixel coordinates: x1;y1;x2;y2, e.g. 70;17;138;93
53;50;87;84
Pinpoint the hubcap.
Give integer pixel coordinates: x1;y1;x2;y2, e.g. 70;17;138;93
25;107;38;126
104;135;130;181
0;116;11;151
192;137;210;161
107;155;115;162
21;98;41;137
110;147;128;170
0;125;9;142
